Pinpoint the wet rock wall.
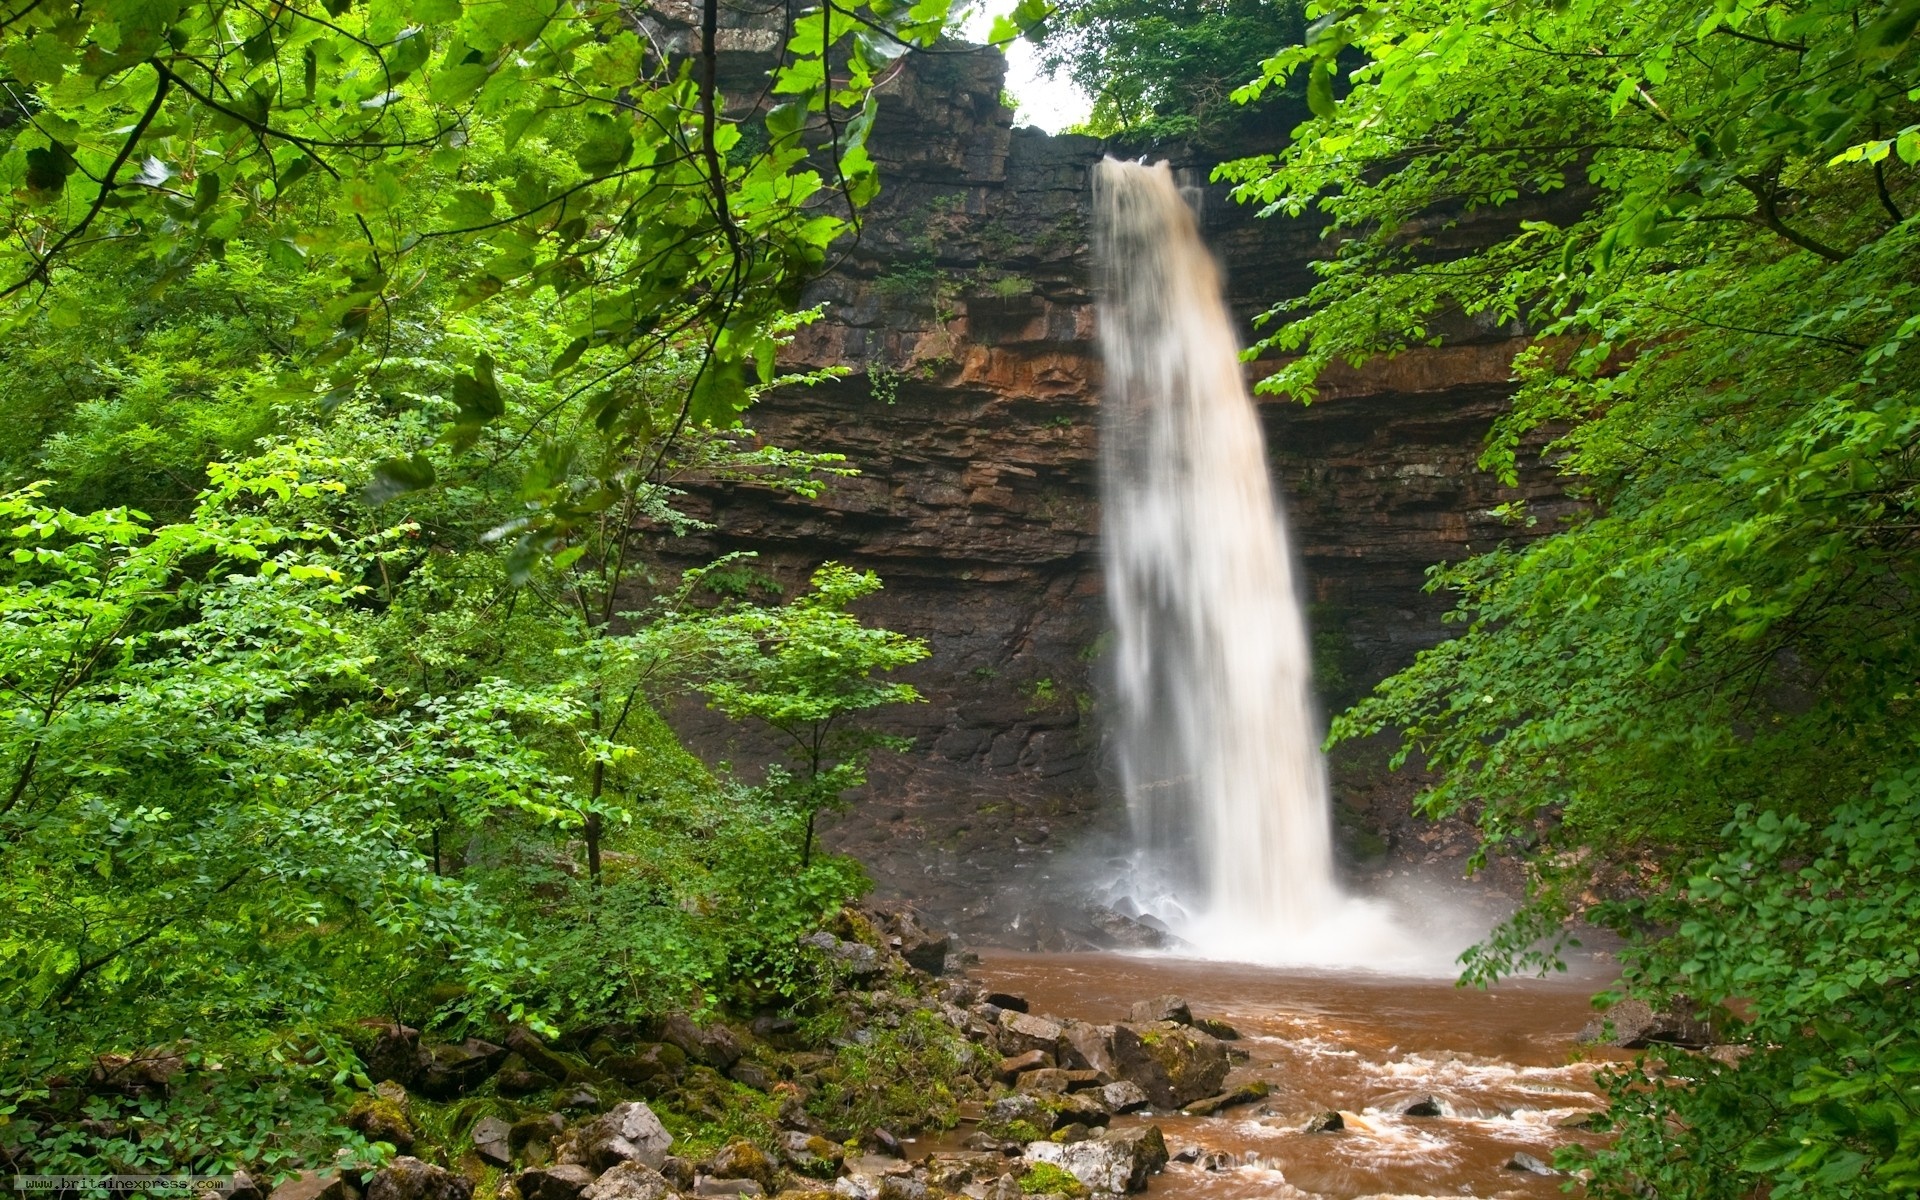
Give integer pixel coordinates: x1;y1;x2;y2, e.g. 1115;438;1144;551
662;42;1574;935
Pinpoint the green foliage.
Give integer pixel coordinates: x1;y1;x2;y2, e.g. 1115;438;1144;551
703;564;930;865
1033;0;1306;141
804;1009;978;1135
0;263;923;1185
1576;769;1920;1197
493;786;870;1021
0;0;963;536
1227;0;1920;1195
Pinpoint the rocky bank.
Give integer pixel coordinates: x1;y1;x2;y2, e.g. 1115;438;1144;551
221;910;1314;1200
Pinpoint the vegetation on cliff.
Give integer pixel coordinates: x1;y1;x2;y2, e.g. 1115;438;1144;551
1215;0;1920;1194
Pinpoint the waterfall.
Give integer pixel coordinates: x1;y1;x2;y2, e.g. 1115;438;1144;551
1093;157;1402;964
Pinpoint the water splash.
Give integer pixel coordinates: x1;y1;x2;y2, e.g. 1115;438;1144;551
1092;157;1416;967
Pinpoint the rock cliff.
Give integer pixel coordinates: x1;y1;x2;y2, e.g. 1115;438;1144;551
665;41;1573;939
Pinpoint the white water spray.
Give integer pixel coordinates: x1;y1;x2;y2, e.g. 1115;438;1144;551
1093;158;1421;966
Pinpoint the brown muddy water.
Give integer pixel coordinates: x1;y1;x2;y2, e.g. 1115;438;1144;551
959;952;1625;1200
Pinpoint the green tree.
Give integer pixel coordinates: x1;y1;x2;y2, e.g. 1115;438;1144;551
0;0;964;506
1033;0;1306;141
703;563;929;866
1223;0;1920;1194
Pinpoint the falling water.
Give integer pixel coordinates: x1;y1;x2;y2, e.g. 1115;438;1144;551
1093;158;1416;966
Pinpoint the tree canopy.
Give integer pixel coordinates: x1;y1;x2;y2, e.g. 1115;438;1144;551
1032;0;1306;142
1221;0;1920;1193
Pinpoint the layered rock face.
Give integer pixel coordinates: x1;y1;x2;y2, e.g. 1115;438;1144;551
666;44;1572;937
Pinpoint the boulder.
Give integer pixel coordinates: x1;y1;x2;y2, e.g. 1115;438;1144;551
775;1095;817;1133
268;1172;360;1200
1578;1000;1713;1050
1506;1153;1558;1176
997;1011;1065;1058
1400;1096;1445;1117
578;1101;675;1172
1099;1082;1148;1114
996;1049;1053;1082
1181;1081;1270;1116
364;1024;422;1086
661;1014;744;1070
515;1166;596;1200
583;1163;678;1200
605;1043;688;1085
1555;1110;1606;1131
511;1112;568;1152
691;1181;762;1198
1190;1019;1239;1042
924;1151;1009;1191
659;1159;697;1190
867;1127;904;1158
1125;997;1191;1027
415;1039;506;1100
364;1157;473;1200
875;1178;928;1200
1108;1023;1229;1109
472;1115;514;1168
707;1140;776;1190
1304;1111;1344;1133
346;1090;415;1152
1015;1068;1071;1094
1024;1125;1168;1194
984;993;1029;1013
876;908;951;976
496;1064;561;1097
780;1130;846;1178
507;1026;580;1083
227;1170;264;1200
899;930;950;976
1050;1123;1093;1144
831;1175;880;1200
559;1085;604;1112
1058;1023;1118;1077
1086;908;1167;950
727;1061;774;1091
986;1094;1044;1127
1050;1091;1112;1130
961;1132;1015;1154
800;932;883;982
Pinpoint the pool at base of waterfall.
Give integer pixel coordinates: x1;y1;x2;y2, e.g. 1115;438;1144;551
961;951;1626;1200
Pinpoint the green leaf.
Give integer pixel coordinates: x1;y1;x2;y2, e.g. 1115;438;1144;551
688;356;749;426
451;354;504;425
1306;62;1335;119
365;454;437;504
24;144;74;194
1858;0;1920;58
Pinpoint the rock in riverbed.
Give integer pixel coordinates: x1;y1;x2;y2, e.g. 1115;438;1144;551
1024;1125;1170;1194
1109;1022;1230;1109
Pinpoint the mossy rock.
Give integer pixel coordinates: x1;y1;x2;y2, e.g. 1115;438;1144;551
707;1138;777;1189
346;1092;416;1152
1109;1023;1228;1109
1019;1162;1087;1198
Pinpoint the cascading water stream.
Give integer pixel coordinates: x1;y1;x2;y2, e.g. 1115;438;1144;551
1093;158;1419;966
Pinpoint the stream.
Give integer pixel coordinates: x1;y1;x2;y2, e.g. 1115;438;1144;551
957;952;1622;1200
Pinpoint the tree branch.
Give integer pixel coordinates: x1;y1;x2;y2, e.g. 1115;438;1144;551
0;63;171;299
